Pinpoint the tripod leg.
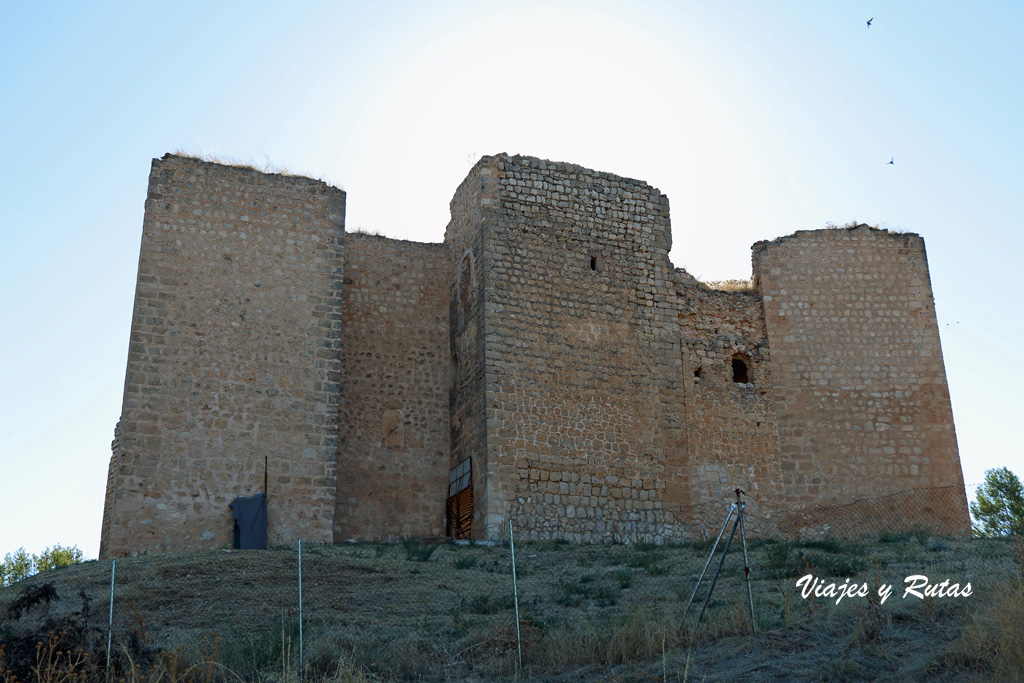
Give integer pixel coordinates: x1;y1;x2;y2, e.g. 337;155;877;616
738;506;757;633
697;512;741;623
682;503;735;625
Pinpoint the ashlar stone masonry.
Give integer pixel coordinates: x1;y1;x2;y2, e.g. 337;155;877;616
100;153;969;557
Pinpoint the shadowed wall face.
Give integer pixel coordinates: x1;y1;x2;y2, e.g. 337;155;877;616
100;156;346;557
754;227;968;532
333;234;450;541
444;157;500;540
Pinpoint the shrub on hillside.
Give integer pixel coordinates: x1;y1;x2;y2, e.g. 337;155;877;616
0;544;85;587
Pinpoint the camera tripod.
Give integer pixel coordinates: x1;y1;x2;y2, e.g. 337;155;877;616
680;488;757;633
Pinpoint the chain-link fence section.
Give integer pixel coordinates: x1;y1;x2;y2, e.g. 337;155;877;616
663;484;973;540
1;485;1021;681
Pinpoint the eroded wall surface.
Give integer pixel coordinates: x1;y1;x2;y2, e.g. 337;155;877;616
754;226;968;533
333;234;450;540
100;155;345;557
677;281;784;504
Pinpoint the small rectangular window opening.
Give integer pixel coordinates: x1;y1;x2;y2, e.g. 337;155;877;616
732;357;749;384
590;256;598;271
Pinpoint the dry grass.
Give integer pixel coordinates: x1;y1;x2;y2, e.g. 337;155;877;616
0;535;1020;681
702;279;756;294
826;220;915;237
171;148;293;176
939;541;1024;681
168;148;342;190
348;227;388;238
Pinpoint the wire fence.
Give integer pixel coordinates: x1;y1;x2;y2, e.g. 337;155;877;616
1;485;1021;682
671;484;973;540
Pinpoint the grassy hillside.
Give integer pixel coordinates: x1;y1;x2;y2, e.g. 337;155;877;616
1;534;1021;681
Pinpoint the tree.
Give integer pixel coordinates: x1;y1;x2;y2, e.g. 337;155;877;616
1;548;35;586
970;467;1024;537
36;544;84;572
1;545;85;586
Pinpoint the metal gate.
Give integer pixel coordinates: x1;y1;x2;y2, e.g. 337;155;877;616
446;458;472;540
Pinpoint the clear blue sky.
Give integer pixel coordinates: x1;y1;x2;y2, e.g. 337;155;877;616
2;1;1021;559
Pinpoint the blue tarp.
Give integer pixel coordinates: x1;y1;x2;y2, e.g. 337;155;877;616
229;493;267;549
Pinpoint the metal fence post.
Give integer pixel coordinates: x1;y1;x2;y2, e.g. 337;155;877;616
510;519;523;671
298;538;303;683
106;558;116;681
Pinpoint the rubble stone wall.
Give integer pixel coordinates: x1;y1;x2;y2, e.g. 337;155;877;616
677;282;784;504
477;155;689;542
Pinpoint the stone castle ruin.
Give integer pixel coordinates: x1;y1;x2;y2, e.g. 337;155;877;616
99;153;969;557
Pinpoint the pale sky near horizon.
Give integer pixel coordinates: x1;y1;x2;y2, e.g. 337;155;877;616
2;1;1022;559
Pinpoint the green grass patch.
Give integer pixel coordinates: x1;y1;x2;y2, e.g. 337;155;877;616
464;593;515;614
402;538;439;562
879;526;931;545
454;556;477;570
795;538;844;553
219;617;300;680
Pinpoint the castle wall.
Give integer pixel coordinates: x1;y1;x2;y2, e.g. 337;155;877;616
443;157;502;538
676;281;784;504
98;422;122;555
332;234;450;541
100;155;345;557
102;154;972;554
479;155;689;542
754;226;969;533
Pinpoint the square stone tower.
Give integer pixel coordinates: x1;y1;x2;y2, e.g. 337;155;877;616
444;154;690;542
100;155;346;556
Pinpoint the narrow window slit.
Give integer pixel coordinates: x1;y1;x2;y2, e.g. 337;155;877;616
732;357;749;383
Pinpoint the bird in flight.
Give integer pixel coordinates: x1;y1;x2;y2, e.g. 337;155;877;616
887;157;894;165
867;17;873;28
